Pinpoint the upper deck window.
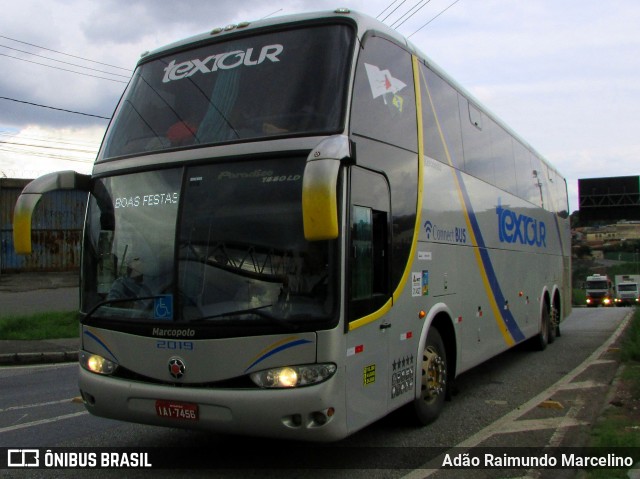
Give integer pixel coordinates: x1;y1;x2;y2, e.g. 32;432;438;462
101;24;354;160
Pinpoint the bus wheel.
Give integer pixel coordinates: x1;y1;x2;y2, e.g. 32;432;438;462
413;328;447;425
534;307;550;351
549;305;560;342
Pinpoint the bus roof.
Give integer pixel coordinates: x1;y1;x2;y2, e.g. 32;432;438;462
137;8;411;65
133;7;563;182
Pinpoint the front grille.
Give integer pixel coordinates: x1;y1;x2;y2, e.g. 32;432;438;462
112;366;256;389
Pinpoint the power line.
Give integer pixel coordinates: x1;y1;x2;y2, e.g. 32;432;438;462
0;131;99;149
391;0;432;29
0;146;95;163
0;44;131;79
0;34;131;72
0;53;128;83
0;96;111;120
377;0;401;19
0;139;97;154
261;9;283;19
408;0;462;37
381;0;408;22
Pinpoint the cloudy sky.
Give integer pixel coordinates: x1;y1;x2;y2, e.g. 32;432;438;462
1;0;638;213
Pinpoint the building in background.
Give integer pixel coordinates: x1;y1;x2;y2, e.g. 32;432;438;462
0;178;87;273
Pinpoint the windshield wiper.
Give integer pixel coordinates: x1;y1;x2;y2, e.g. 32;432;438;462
84;298;300;331
83;295;161;321
194;304;298;331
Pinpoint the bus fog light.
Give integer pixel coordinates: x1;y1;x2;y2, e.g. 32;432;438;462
312;411;327;425
311;408;334;426
80;351;118;375
250;363;336;388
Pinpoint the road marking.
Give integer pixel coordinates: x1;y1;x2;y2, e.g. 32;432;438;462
0;362;77;371
0;411;89;434
492;416;587;434
401;310;633;479
538;400;564;409
0;398;80;413
558;379;605;390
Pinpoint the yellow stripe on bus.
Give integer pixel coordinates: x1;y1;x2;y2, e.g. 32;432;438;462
349;55;425;332
418;66;515;346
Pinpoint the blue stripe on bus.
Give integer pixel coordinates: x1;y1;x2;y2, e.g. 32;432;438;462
83;329;119;361
244;338;313;372
455;169;526;343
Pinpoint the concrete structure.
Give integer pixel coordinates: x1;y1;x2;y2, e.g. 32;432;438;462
578;175;640;226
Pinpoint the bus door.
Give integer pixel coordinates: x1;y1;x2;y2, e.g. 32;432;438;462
345;166;392;432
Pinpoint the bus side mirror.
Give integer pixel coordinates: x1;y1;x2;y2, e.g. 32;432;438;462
302;136;350;241
13;170;91;254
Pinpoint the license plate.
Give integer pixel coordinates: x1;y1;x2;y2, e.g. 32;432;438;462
155;400;199;421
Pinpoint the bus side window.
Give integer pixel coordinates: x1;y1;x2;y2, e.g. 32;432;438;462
351;205;373;300
350;205;389;320
350;34;417;153
348;165;391;322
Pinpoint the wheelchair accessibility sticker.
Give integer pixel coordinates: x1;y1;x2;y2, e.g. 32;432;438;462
154;295;173;320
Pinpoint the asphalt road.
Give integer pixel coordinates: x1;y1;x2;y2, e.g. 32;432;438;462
0;287;79;316
0;272;79;316
0;306;632;478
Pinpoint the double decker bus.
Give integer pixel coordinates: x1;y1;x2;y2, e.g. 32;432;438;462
13;8;571;442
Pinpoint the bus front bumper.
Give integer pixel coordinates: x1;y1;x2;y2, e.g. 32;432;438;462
78;367;348;442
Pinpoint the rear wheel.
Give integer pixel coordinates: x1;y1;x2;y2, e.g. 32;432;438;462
548;305;558;344
413;328;448;425
533;307;550;351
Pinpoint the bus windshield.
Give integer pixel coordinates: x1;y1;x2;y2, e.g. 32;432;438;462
101;24;353;159
82;159;337;331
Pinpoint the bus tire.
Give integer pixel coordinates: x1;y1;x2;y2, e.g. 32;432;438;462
547;307;558;344
413;327;447;426
534;307;550;351
549;304;560;342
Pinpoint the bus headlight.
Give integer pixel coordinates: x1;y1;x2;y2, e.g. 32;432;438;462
250;363;336;388
80;351;118;375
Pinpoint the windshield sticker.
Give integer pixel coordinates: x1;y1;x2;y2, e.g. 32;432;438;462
214;169;300;183
364;63;407;112
114;192;179;208
412;271;429;297
154;295;173;320
217;169;273;181
163;44;284;83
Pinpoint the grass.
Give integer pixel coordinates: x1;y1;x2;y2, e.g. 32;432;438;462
585;308;640;479
620;309;640;362
573;288;586;306
0;311;79;340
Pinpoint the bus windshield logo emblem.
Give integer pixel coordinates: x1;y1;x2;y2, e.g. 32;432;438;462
163;44;284;83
